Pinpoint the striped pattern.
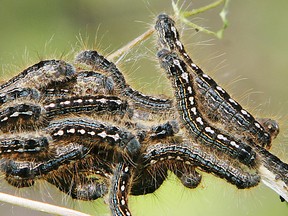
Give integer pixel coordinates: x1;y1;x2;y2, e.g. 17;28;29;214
144;143;260;189
155;13;272;149
158;49;256;166
75;50;173;111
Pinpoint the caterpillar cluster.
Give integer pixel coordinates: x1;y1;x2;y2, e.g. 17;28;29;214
0;13;287;216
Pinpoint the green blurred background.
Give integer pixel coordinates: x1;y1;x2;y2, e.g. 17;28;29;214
0;0;288;215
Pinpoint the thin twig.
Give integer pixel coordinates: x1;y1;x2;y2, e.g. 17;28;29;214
181;0;226;17
172;0;230;38
0;192;90;216
259;166;288;201
107;28;154;62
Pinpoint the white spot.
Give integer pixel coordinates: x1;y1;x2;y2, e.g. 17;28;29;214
181;72;189;83
150;160;157;165
22;111;33;116
88;131;95;136
1;117;8;122
171;26;178;37
191;63;198;69
78;129;86;134
190;107;197;115
121;185;125;191
236;120;244;127
241;109;250;117
87;98;94;103
216;86;226;94
108;133;120;141
10;112;20;117
74;99;83;103
176;156;182;160
173;59;180;66
45;103;55;108
185;161;191;165
121;198;126;205
230;141;239;148
176;40;183;50
114;99;122;105
97;131;107;138
187;86;193;94
202;74;211;79
196;117;204;125
229;98;238;106
54;130;64;136
217;134;227;141
205;127;215;134
188;96;194;105
98;98;107;103
255;122;261;128
67;128;75;133
60;100;70;105
124;166;129;173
